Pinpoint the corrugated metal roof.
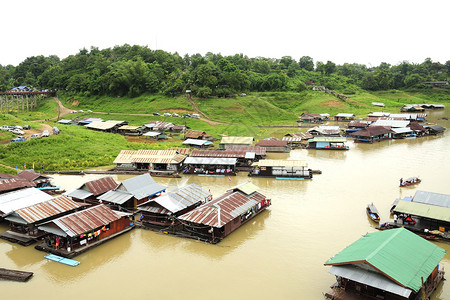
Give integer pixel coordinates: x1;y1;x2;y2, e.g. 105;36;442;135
335;113;355;118
329;265;412;298
118;125;142;130
39;204;122;237
179;190;266;228
371;119;410;128
0;188;53;216
282;137;302;142
220;136;254;145
412;190;450;208
168;148;191;155
228;182;259;196
184;157;237;165
394;201;450;222
225;146;266;155
6;195;82;224
85;177;118;196
182;139;213;146
66;189;93;200
324;228;446;292
119;173;166;200
148;184;211;214
184;130;208;139
143;131;161;137
85;121;117;130
308;137;347;143
391;127;414;134
190;150;247;158
0;178;35;192
256;139;288;147
17;170;51;182
113;149;186;165
253;159;307;168
350;126;391;137
307;126;341;135
97;190;133;205
137;204;170;215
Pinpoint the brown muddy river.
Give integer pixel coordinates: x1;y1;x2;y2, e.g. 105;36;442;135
1;110;450;299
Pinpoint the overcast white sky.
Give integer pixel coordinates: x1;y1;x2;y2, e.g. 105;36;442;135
1;0;448;67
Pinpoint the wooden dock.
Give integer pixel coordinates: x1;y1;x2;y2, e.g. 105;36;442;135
0;268;33;282
0;231;37;246
43;169;181;178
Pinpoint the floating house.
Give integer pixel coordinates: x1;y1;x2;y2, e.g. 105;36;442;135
178;182;271;243
282;137;303;149
98;173;166;210
190;149;258;167
371;119;411;128
0;188;53;218
219;136;254;150
182;157;237;175
349;126;391;143
184;130;212;140
113;149;187;172
36;204;134;258
182;138;213;148
66;176;118;205
391;127;416;139
225;146;267;160
249;159;312;179
256;138;290;153
324;228;446;300
401;104;425;112
16;170;52;188
0;178;35;194
308;126;341;137
1;196;84;245
425;124;446;135
307;137;349;150
334;113;355;121
137;184;212;229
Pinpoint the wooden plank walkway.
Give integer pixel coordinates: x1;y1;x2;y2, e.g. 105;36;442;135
0;268;33;282
0;231;36;246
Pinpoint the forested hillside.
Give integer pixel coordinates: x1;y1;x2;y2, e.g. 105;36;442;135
0;45;448;98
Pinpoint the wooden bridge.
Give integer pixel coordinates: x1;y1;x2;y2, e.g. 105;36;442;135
0;91;56;114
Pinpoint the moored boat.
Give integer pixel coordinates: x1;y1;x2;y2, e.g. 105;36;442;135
399;177;421;187
366;203;380;223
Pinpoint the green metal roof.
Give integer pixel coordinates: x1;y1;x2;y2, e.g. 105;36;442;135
324;228;446;292
307;136;347;143
394;201;450;222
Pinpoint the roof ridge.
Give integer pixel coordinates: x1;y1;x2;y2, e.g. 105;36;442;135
366;228;403;261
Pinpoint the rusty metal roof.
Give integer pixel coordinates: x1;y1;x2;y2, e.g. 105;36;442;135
137;204;170;215
168;148;191;155
184;130;208;139
191;150;248;158
6;195;82;224
39;204;122;237
350;126;391;137
224;146;266;156
85;176;118;196
256;139;288;147
282;137;302;142
0;178;35;192
113;149;186;164
0;188;53;216
179;190;266;228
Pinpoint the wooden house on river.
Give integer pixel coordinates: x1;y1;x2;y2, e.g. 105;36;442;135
0;188;52;218
219;136;254;150
113;149;187;173
349;126;391;143
66;176;118;205
324;228;446;300
178;183;271;243
249;159;312;179
16;170;52;188
97;173;166;211
35;204;134;258
307;137;349;150
255;138;290;153
1;196;85;245
182;157;237;175
137;184;212;230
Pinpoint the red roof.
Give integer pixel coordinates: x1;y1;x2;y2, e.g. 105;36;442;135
17;170;51;182
350;126;391;137
256;139;287;147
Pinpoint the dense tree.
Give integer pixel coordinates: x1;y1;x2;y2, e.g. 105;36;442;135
299;56;314;71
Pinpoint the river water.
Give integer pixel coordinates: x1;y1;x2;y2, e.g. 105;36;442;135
1;110;450;299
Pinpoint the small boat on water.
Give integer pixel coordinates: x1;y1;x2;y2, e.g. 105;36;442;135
366;203;380;223
399;177;421;187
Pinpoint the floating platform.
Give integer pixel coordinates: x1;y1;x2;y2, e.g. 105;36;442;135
45;254;80;266
0;231;37;246
0;268;33;282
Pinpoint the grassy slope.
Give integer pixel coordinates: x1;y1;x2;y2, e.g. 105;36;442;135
1;89;448;171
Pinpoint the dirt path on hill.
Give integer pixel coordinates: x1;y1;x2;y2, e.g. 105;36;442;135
55;97;227;126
